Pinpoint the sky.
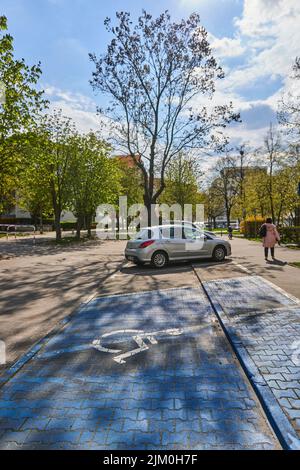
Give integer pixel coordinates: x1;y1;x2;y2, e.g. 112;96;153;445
1;0;300;149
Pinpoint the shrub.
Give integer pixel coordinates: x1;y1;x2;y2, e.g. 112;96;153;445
279;227;300;245
240;216;265;238
60;221;97;231
0;216;34;225
60;221;77;231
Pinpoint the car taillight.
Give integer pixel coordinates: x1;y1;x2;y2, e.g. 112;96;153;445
139;240;155;249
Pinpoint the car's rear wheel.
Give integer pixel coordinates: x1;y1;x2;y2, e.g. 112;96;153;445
151;250;168;268
212;245;226;262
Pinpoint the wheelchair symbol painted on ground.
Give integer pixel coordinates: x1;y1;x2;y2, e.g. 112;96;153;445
35;324;209;363
92;328;183;364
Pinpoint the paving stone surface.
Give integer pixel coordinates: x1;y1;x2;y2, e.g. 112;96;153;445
203;275;300;447
0;287;278;449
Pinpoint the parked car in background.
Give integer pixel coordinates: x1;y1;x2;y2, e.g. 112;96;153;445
125;224;231;268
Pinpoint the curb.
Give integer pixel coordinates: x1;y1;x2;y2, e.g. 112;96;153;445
195;270;300;450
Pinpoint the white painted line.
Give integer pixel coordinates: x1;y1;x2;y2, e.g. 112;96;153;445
231;262;253;275
257;276;300;306
81;293;98;305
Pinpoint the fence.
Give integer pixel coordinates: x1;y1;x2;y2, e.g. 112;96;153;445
0;224;36;242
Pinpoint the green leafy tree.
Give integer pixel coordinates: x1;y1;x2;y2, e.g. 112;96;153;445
69;133;121;238
211;155;240;227
242;168;269;218
0;15;47;212
24;110;76;240
19;169;53;228
159;153;204;213
117;159;144;207
203;182;224;228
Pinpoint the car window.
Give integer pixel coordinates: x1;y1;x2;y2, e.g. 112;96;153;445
135;229;154;240
160;226;184;239
184;227;204;240
160;227;174;239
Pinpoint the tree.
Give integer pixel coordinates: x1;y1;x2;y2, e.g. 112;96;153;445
19;168;53;228
242;168;269;218
159;153;204;212
69;132;121;238
211;155;240;227
278;57;300;142
204;182;224;228
90;10;239;224
25;110;76;240
256;124;282;223
117;158;144;207
0;15;47;213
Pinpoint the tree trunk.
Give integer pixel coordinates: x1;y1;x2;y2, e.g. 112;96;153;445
226;208;231;227
143;193;152;227
76;215;83;239
54;209;61;241
39;210;43;234
87;214;92;238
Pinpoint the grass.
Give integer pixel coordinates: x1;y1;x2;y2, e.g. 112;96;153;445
289;262;300;268
0;232;32;238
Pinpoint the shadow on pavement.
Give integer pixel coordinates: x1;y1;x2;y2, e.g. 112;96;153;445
266;259;288;266
121;258;233;276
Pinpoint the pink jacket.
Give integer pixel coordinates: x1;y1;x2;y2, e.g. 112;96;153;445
263;223;280;248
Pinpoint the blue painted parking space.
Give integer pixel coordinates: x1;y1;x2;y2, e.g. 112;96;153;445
203;275;300;450
0;287;278;449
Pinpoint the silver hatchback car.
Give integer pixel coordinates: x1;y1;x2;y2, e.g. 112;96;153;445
125;224;231;268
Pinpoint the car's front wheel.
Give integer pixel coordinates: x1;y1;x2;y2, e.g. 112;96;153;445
151;250;168;268
212;245;226;262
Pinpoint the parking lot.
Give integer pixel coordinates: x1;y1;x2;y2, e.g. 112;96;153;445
0;236;300;449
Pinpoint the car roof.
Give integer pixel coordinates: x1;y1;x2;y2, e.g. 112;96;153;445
138;224;208;232
140;224;190;230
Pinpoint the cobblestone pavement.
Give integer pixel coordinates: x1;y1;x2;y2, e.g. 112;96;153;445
0;287;278;450
203;275;300;449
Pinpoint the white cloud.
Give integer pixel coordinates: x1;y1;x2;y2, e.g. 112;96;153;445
44;86;102;133
194;0;300;146
178;0;206;6
233;0;300;82
209;34;246;58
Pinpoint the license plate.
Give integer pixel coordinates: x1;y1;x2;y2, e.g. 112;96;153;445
127;256;135;261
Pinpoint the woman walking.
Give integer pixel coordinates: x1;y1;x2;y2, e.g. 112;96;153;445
260;217;280;261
